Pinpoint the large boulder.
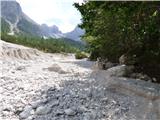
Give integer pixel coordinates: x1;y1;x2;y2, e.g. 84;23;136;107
130;73;152;81
44;64;66;74
106;65;134;77
119;54;136;65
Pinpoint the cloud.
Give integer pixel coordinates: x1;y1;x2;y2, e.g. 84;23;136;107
16;0;83;33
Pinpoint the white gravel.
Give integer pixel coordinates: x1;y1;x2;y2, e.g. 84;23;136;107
0;40;159;120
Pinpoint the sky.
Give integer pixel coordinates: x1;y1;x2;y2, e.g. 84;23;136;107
16;0;83;33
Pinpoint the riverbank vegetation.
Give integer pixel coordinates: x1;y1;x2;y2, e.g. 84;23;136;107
74;1;160;82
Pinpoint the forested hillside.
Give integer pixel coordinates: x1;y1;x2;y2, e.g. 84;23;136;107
0;17;10;33
74;1;160;82
1;33;85;53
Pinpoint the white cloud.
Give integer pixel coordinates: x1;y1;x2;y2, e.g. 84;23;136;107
16;0;83;33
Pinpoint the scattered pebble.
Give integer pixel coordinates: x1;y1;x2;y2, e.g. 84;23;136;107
19;106;34;119
64;108;76;116
1;40;159;120
35;105;51;115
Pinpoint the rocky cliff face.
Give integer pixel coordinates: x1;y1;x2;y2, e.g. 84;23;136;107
1;1;62;37
1;1;22;24
1;1;42;36
40;24;64;38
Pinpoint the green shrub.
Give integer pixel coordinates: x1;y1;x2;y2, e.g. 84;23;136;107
75;51;88;59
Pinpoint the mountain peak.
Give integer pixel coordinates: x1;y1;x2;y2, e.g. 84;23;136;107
1;1;22;24
64;26;85;41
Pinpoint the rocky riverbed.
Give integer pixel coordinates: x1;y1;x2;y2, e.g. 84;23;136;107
0;40;160;120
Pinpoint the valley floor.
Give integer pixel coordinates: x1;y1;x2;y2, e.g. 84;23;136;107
0;40;160;120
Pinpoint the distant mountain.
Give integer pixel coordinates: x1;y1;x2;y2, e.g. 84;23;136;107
40;24;64;38
64;26;85;41
1;0;22;24
1;1;84;41
1;1;42;36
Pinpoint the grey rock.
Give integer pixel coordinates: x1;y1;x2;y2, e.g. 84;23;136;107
2;107;12;112
19;105;34;119
35;105;51;115
2;110;11;116
94;57;105;70
49;100;59;107
152;78;157;82
139;74;151;81
105;62;115;69
93;58;115;70
78;106;88;113
106;65;134;77
55;110;64;115
64;108;76;116
16;66;25;70
83;112;96;120
14;107;23;115
130;73;151;81
101;97;109;103
24;116;34;120
45;64;66;74
41;98;48;103
24;106;33;112
48;86;56;91
30;100;42;109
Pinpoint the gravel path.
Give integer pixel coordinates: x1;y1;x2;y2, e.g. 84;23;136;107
0;40;160;120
